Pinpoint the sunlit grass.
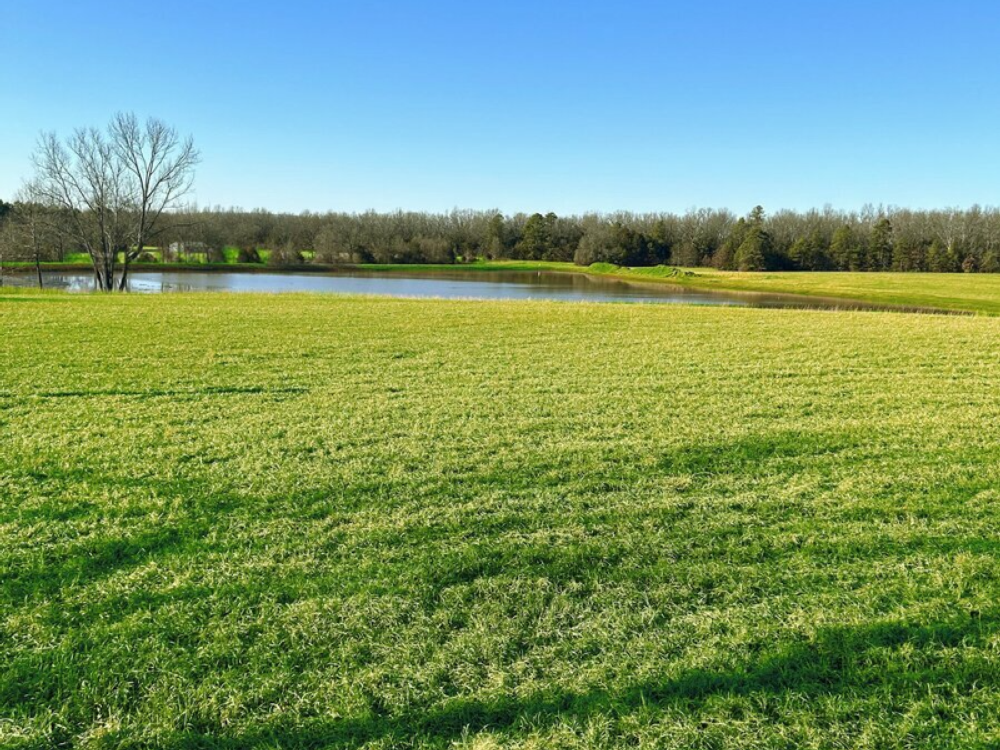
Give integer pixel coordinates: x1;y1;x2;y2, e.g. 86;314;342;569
3;292;1000;748
645;266;1000;315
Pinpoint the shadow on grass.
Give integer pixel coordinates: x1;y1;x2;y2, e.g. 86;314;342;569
151;611;1000;749
31;385;309;400
0;295;77;302
657;428;860;477
0;472;248;605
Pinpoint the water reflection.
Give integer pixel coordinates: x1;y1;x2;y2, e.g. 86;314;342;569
4;269;910;311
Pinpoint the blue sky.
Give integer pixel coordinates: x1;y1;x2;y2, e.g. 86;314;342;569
3;0;1000;214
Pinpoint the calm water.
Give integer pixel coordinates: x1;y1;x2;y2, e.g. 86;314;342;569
6;269;899;310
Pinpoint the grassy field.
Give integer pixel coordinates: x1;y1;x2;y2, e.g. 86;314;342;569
4;292;1000;748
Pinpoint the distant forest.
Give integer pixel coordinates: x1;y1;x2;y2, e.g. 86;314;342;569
4;200;1000;272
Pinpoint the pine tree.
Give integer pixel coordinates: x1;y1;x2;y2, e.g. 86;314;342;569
485;212;505;259
714;218;747;269
830;225;861;271
735;225;769;271
981;249;1000;273
647;219;673;264
807;229;831;270
788;237;809;269
516;213;550;259
733;207;771;271
926;240;946;272
869;218;894;271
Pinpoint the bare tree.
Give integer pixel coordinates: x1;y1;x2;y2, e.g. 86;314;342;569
13;186;53;289
0;190;52;289
109;113;199;289
32;127;130;291
29;113;198;291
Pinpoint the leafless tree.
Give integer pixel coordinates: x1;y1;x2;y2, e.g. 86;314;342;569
14;185;52;289
29;113;198;291
0;187;53;289
109;113;199;289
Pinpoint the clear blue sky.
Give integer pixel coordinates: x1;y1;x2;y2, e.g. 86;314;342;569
3;0;1000;215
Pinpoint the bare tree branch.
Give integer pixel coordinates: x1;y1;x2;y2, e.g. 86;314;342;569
27;113;198;291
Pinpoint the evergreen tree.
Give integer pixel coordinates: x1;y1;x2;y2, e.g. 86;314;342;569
981;249;1000;273
714;218;747;270
485;212;505;259
830;225;862;271
808;228;831;270
733;207;772;271
613;223;649;266
735;225;770;271
788;237;809;269
647;219;673;264
869;218;894;271
926;240;947;272
945;243;962;272
516;213;550;259
892;238;925;272
789;229;830;270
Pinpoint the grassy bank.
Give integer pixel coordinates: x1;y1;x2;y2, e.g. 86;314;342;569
4;292;1000;748
607;265;1000;316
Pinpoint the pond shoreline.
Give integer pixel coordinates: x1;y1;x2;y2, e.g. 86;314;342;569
2;264;972;315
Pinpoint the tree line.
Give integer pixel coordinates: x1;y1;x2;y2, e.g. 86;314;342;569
8;202;1000;273
5;114;1000;281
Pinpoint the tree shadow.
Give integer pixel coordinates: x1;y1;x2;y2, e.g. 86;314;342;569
656;428;861;478
0;294;77;302
150;610;1000;748
0;471;247;605
30;385;309;400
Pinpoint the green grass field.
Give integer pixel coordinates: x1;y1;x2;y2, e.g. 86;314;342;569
4;292;1000;748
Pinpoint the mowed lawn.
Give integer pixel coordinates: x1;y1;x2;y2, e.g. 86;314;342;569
4;292;1000;749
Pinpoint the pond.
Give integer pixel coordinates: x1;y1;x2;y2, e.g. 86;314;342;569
5;268;906;310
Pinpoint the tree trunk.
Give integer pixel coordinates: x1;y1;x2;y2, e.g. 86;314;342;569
119;241;144;292
35;253;44;289
101;246;116;292
118;256;131;291
93;256;116;292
